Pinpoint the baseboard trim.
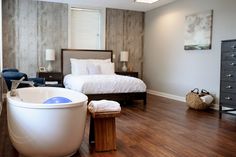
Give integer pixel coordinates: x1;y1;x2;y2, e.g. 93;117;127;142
147;89;185;102
211;104;219;110
147;89;220;110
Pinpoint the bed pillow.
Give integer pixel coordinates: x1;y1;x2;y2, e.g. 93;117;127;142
87;59;111;63
99;62;115;75
87;63;102;75
70;58;88;75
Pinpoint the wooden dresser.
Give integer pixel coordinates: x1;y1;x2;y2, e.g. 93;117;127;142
220;39;236;118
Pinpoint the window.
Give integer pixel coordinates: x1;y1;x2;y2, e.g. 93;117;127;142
70;8;101;49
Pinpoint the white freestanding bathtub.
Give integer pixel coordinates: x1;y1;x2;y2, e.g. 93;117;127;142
6;87;88;157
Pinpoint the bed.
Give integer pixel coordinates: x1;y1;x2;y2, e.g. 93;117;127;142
61;49;147;108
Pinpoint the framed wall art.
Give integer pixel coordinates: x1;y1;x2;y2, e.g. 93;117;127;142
39;67;46;72
184;10;213;50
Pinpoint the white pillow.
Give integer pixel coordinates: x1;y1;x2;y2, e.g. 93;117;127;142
99;62;115;75
70;58;88;75
87;59;111;64
87;63;102;75
70;58;113;75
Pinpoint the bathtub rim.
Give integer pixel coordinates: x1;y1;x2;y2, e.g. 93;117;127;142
7;87;88;109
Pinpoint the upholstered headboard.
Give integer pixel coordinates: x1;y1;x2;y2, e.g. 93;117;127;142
61;49;113;76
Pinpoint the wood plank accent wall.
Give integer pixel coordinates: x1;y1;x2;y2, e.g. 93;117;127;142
3;0;17;69
2;0;68;77
106;8;144;78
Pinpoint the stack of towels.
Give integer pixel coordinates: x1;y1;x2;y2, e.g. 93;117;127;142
88;100;121;113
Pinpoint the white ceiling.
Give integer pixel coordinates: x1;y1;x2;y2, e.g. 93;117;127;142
40;0;176;12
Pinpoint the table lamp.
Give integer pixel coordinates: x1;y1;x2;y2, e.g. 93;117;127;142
46;49;55;72
120;51;128;72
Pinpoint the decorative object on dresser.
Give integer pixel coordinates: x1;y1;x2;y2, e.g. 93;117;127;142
120;51;128;72
115;71;138;78
45;49;55;72
37;72;63;87
220;39;236;118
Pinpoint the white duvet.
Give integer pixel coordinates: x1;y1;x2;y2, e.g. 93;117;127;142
64;74;146;94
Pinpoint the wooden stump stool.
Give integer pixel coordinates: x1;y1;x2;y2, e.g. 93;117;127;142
89;111;120;152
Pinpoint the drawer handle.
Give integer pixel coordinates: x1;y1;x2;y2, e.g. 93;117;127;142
231;45;236;49
226;85;232;89
230;63;236;66
224;97;232;100
226;74;233;77
231;54;236;57
49;75;53;78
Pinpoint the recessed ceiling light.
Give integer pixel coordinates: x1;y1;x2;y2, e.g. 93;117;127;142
135;0;160;4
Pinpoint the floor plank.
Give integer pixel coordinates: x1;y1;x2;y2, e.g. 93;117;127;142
1;94;236;157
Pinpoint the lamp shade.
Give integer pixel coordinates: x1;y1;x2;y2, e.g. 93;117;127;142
45;49;55;61
120;51;128;62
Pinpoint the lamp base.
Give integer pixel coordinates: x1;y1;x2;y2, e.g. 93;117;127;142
47;61;53;72
122;62;127;72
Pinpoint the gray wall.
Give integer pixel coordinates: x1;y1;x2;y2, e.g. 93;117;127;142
106;8;144;77
3;0;68;77
144;0;236;102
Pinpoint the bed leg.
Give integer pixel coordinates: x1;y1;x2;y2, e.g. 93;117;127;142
219;105;222;119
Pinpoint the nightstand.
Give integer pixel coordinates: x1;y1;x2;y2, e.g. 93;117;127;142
115;71;138;78
37;72;63;87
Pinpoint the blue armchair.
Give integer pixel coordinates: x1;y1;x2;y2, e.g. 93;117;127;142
2;68;45;90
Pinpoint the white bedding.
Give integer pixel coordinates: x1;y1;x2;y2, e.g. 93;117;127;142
64;74;146;94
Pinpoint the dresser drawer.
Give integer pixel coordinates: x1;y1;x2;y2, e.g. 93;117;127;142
221;52;236;61
222;41;236;52
220;92;236;108
221;81;236;93
221;61;236;70
221;71;236;81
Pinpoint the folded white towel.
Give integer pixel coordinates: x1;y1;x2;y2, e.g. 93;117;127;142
200;95;214;105
88;100;121;113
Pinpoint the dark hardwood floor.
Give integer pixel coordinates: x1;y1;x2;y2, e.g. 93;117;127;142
1;94;236;157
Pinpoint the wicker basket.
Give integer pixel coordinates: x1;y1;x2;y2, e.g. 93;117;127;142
186;88;212;110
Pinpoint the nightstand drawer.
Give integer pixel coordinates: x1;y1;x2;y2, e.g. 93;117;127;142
37;72;63;83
